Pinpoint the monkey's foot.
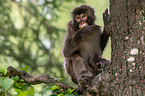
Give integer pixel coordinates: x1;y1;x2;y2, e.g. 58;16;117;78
77;78;88;94
94;59;110;76
96;59;110;69
77;73;93;93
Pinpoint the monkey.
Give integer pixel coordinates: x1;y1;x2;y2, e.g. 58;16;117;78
62;5;110;91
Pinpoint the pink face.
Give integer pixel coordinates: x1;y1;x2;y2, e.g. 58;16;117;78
75;14;88;28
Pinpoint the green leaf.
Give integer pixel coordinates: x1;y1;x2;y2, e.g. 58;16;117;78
15;89;22;96
65;94;75;96
15;89;29;96
12;76;19;81
0;77;4;87
52;85;59;90
0;67;7;76
28;86;34;95
67;88;75;94
34;93;41;96
0;89;5;96
21;91;29;96
13;82;23;89
58;94;64;96
2;78;14;91
19;66;29;72
57;78;63;82
19;79;24;82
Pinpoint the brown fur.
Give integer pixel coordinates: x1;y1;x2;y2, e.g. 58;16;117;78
62;5;110;91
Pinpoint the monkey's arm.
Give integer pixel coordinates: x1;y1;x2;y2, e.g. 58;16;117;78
63;22;95;58
101;9;110;51
62;21;79;58
72;25;99;42
63;22;100;57
101;28;110;51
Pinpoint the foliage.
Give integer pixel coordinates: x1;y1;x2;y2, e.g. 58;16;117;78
0;76;35;96
0;67;7;76
0;66;78;96
40;84;78;96
0;77;14;92
0;66;34;96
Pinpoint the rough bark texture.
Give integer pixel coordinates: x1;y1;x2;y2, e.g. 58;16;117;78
87;0;145;96
110;0;145;95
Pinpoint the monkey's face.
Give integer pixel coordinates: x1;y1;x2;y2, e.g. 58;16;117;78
75;13;88;29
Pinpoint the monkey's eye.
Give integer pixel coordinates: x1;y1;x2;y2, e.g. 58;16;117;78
76;16;80;19
82;14;86;18
75;15;80;22
81;14;87;20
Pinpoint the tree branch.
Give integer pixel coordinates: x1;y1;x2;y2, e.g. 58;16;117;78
4;66;73;90
1;60;111;95
85;61;113;96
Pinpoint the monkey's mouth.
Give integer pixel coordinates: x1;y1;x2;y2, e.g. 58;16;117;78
79;22;88;29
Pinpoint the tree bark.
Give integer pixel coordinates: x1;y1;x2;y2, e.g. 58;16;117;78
87;0;145;96
110;0;145;95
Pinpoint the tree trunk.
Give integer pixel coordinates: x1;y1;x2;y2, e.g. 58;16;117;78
88;0;145;96
110;0;145;95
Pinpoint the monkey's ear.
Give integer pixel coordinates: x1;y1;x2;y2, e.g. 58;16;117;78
71;21;74;25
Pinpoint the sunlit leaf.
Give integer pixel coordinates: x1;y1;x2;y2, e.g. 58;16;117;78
34;93;41;96
15;89;29;96
2;78;14;91
65;94;75;96
15;89;22;95
12;76;19;81
28;86;34;95
0;77;4;87
52;85;59;90
58;78;63;82
21;91;29;96
19;66;29;72
67;88;75;94
58;94;64;96
0;67;7;76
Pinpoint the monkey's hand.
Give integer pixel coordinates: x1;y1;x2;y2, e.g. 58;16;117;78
102;9;110;35
72;26;92;42
103;8;110;26
79;26;92;34
90;25;101;31
78;25;101;35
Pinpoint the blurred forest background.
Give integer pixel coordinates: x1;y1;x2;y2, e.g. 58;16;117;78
0;0;110;94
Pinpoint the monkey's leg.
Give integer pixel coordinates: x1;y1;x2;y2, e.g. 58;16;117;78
65;59;78;84
71;54;93;92
89;54;103;75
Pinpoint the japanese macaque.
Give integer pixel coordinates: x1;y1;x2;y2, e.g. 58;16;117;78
62;5;110;91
